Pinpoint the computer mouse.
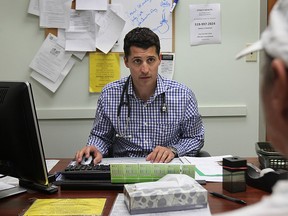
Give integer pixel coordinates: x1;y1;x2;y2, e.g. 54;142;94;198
81;155;93;165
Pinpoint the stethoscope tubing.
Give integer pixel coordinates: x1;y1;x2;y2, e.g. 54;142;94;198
116;76;167;138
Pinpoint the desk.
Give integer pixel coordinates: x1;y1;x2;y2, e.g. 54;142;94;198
0;158;269;216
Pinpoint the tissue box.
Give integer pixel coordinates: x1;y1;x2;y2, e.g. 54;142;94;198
123;174;207;214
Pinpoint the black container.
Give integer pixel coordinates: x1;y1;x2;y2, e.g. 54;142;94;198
223;157;247;193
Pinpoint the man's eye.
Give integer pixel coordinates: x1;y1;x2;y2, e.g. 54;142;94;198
133;59;141;64
147;58;156;63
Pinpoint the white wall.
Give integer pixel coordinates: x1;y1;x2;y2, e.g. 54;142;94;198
0;0;267;158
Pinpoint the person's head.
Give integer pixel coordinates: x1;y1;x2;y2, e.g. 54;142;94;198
123;27;161;98
236;0;288;156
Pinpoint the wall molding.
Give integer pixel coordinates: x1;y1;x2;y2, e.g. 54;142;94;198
37;105;247;120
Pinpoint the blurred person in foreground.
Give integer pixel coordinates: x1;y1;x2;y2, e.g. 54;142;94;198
214;0;288;215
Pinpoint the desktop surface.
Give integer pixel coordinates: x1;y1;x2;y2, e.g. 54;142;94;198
0;158;269;216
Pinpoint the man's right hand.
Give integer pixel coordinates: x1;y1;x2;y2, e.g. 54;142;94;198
75;146;103;165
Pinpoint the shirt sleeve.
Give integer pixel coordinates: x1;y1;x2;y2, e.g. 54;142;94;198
174;91;205;157
86;92;114;156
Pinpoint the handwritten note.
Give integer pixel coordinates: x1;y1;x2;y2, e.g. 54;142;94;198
111;0;173;52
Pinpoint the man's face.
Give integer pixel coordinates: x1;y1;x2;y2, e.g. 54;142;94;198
124;46;161;91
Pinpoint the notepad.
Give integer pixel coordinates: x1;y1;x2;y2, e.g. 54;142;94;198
23;198;106;216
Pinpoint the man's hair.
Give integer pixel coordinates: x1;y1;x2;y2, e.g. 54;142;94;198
123;27;160;58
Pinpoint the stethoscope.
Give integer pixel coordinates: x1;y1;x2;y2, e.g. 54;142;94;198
115;76;168;138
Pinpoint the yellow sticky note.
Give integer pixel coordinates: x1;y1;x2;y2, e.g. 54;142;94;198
24;198;106;216
89;52;120;93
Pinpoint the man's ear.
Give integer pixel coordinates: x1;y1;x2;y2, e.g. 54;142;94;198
124;56;129;68
271;59;288;119
158;53;162;67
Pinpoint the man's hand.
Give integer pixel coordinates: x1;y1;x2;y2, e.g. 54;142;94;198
146;146;175;163
75;146;103;165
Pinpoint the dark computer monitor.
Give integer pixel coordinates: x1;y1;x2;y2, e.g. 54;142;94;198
0;81;57;198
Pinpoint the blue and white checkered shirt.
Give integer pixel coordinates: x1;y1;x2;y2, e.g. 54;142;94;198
87;75;204;157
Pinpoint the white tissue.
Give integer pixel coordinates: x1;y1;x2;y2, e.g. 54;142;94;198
134;174;196;190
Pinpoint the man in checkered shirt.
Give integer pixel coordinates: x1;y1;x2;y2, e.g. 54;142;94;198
76;27;204;164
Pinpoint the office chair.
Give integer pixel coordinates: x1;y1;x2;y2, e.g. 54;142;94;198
196;150;211;157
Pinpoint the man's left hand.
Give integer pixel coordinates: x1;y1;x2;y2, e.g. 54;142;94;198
146;146;175;163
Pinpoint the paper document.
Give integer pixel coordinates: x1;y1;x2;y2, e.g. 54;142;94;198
39;0;72;28
189;4;221;45
0;182;15;191
46;159;60;172
100;157;183;165
31;57;75;93
89;52;120;93
76;0;108;11
65;10;96;52
0;160;59;191
57;29;87;60
181;155;232;182
109;193;211;216
28;0;40;16
110;0;173;53
95;8;126;54
23;198;106;216
29;33;72;83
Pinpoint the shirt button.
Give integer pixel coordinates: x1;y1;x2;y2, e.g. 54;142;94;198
144;140;148;144
144;122;148;126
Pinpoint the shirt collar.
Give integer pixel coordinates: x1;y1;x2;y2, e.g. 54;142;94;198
127;74;167;98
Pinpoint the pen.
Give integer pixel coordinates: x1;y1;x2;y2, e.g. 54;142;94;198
209;192;247;205
170;0;179;13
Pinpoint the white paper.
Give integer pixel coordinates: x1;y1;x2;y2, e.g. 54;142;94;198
39;0;72;28
0;182;16;190
67;10;95;32
58;29;87;59
94;8;125;54
111;0;173;53
46;159;60;172
70;51;86;60
31;57;75;93
66;32;96;51
29;33;72;82
99;157;184;165
28;0;40;16
0;160;59;187
189;4;221;45
109;193;212;216
158;53;175;80
64;10;97;51
180;155;232;182
76;0;108;11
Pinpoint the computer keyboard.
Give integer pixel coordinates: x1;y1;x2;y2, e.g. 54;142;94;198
57;158;206;190
61;160;111;181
